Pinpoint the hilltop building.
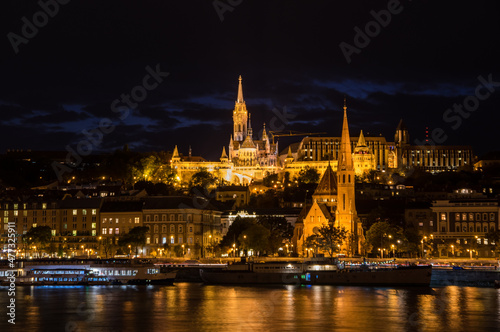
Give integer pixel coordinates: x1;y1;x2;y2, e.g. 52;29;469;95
171;77;474;186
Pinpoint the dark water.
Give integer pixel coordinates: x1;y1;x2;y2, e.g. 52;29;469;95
1;283;500;331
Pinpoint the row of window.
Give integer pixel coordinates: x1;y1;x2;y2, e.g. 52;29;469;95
455;225;495;233
146;235;194;245
441;212;496;222
102;217;140;224
150;224;192;233
145;214;193;222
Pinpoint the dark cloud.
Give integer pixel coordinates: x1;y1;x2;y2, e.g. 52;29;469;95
0;0;499;159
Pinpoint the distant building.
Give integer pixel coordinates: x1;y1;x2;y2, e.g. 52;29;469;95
430;198;499;258
214;185;250;207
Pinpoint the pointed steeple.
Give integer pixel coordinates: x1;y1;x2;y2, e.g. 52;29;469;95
247;113;253;138
285;145;294;164
237;75;244;103
172;145;180;162
220;146;228;162
356;130;367;148
338;99;353;170
262;123;268;141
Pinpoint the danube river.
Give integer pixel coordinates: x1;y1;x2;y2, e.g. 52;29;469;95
1;283;500;331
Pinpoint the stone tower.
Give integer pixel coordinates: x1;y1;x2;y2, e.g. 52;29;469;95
336;99;357;234
233;75;248;142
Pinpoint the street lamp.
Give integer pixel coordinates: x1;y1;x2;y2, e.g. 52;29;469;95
232;243;236;258
451;245;454;257
208;235;212;258
128;245;131;258
182;244;185;256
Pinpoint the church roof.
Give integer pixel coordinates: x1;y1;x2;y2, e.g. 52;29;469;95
241;135;256;148
314;163;337;196
221;146;228;159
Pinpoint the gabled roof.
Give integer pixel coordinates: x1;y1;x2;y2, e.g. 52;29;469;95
241;135;256;148
314;163;337;196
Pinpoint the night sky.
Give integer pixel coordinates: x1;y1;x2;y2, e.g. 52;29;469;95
1;0;499;161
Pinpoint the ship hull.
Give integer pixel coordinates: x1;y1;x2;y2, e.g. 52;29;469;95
200;266;432;287
303;266;432;286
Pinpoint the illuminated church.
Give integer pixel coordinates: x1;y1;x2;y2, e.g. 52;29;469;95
170;76;474;185
293;102;364;256
171;76;279;184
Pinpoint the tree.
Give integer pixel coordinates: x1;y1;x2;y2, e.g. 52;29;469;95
304;235;320;257
23;226;52;256
365;221;407;257
486;229;500;255
220;217;254;248
257;216;294;254
118;226;149;257
316;223;348;257
263;173;279;187
239;224;271;255
297;166;320;184
189;168;216;189
103;241;115;259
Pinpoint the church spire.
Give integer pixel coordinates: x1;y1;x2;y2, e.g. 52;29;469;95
339;99;353;170
356;130;367;148
172;145;180;162
247;113;253;138
237;75;244;103
262;123;268;141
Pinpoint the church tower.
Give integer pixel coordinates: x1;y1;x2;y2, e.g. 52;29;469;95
233;75;248;142
336;100;357;234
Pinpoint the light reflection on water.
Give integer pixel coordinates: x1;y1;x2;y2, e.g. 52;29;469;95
1;284;499;331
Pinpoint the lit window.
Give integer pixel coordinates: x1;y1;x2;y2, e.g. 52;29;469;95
170;236;174;244
82;210;87;215
146;237;150;244
92;230;96;236
163;237;167;244
109;228;113;234
42;203;47;209
440;213;446;221
102;228;107;235
115;228;119;235
135;217;140;224
92;223;96;229
51;230;56;236
92;209;96;215
73;210;77;215
72;230;77;236
178;236;183;244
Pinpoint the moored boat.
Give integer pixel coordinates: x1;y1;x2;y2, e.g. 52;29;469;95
200;259;432;286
